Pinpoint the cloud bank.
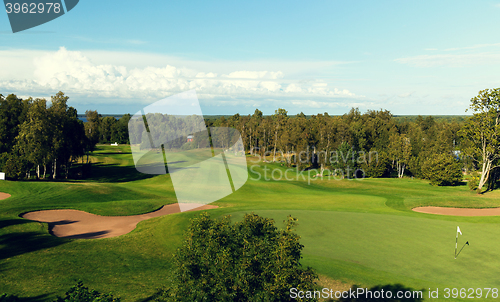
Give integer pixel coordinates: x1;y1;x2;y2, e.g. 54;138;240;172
0;47;358;104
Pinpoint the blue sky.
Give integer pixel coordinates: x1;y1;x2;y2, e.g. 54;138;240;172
1;0;500;115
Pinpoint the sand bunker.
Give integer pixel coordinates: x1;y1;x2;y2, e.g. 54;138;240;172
0;192;11;200
413;206;500;216
22;203;218;239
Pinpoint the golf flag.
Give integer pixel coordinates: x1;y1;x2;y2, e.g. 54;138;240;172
457;226;462;235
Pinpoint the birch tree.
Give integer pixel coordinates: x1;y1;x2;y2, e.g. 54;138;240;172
460;88;500;193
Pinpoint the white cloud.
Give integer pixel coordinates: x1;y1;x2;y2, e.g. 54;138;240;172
398;92;415;98
285;83;302;93
0;47;358;102
259;81;281;91
195;72;217;78
224;70;284;79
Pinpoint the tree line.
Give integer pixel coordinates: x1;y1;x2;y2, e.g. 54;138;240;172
0;92;130;180
207;108;464;185
3;89;499;191
0;92;87;180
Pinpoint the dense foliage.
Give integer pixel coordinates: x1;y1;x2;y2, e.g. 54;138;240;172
159;212;318;301
459;88;500;193
83;110;131;146
207;109;463;182
0;282;120;302
54;281;120;302
420;154;463;186
0;92;87;179
0;91;475;186
0;294;18;302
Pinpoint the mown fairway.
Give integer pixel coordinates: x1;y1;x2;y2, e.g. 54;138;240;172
1;145;500;301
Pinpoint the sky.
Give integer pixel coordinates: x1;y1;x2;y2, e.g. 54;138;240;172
1;0;500;116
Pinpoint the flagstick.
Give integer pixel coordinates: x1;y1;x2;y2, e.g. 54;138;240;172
456;241;469;259
455;230;458;259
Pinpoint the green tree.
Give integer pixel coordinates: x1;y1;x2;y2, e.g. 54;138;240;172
100;116;118;143
55;281;120;302
388;133;412;178
111;114;131;144
272;108;288;162
15;98;51;179
332;141;358;179
0;94;30;170
248;109;263;155
421;153;463;186
48;92;84;179
84;110;101;163
459;88;500;193
164;212;317;301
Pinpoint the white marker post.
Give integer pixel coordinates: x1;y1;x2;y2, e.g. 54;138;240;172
455;226;462;259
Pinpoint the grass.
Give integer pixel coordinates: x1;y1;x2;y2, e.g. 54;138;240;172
1;145;500;301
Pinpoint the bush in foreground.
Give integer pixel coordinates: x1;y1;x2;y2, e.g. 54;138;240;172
0;294;19;302
159;212;317;301
55;281;120;302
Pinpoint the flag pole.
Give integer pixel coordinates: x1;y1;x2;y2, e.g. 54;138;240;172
456;241;469;259
454;229;458;259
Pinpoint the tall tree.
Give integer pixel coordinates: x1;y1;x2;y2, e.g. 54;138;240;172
84;110;101;163
100;116;118;143
111;114;132;144
15;98;51;179
271;108;288;161
388;133;412;178
460;88;500;193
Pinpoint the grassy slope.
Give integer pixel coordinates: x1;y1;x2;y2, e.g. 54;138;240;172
1;145;500;301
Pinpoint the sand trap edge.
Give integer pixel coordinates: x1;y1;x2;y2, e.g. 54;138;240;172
412;206;500;216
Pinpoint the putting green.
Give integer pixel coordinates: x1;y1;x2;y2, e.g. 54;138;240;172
228;210;500;291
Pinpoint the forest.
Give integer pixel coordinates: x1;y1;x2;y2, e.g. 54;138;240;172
1;90;497;192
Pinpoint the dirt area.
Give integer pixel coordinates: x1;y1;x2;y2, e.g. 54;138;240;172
412;206;500;216
21;203;218;239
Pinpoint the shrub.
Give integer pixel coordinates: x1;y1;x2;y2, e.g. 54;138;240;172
0;294;19;302
421;153;463;186
162;212;318;301
468;171;480;191
54;281;120;302
360;150;390;178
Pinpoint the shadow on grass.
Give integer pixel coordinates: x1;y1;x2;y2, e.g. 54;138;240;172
0;219;31;230
0;293;53;302
62;230;109;239
94;152;132;155
84;163;160;183
0;231;66;261
138;288;170;302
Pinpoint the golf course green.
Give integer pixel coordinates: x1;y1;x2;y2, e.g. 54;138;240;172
1;145;500;301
